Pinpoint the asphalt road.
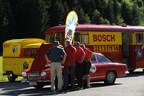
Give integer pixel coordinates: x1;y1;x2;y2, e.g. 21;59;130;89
0;71;144;96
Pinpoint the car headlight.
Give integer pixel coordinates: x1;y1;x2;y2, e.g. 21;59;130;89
22;72;27;77
40;71;46;77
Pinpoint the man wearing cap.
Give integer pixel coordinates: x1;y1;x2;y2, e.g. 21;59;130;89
63;40;76;90
45;41;67;92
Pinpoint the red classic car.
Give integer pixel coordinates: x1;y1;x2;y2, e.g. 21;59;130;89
22;51;127;89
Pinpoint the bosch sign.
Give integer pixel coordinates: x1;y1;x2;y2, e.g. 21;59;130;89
93;34;115;42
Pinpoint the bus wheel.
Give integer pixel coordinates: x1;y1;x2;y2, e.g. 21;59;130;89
128;68;135;74
104;71;116;85
8;72;16;82
142;69;144;73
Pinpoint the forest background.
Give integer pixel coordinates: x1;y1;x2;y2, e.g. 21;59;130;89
1;0;144;55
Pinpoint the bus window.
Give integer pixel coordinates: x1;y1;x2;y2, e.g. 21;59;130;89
45;34;50;43
49;34;55;43
30;48;38;57
136;33;143;43
75;32;89;44
24;48;29;57
75;32;80;41
55;32;64;45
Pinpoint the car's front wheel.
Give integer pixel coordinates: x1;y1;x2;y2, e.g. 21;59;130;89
104;71;116;85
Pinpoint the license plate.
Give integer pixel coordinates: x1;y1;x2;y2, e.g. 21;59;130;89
29;82;37;85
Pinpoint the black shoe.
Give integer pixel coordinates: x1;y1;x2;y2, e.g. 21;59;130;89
56;90;63;93
50;90;55;93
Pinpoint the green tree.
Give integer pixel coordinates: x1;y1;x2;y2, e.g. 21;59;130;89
105;0;115;24
91;9;110;24
77;8;91;24
131;3;140;25
121;2;133;25
39;0;52;36
113;0;124;24
49;0;65;26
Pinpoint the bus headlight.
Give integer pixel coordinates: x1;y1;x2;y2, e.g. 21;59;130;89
40;71;46;77
22;72;27;77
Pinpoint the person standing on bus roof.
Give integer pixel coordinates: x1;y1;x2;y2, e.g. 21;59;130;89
74;41;85;89
63;40;77;91
81;44;93;88
45;41;67;92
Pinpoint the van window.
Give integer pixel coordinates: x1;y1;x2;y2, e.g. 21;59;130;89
24;48;29;57
136;33;143;43
30;48;38;57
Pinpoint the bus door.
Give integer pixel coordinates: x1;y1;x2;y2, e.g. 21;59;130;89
130;32;144;69
122;32;131;69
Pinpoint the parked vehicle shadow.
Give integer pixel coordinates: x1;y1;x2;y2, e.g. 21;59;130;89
90;82;122;88
0;81;29;90
0;80;122;95
125;71;144;78
0;81;60;95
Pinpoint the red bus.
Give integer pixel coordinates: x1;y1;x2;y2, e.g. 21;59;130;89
45;24;144;73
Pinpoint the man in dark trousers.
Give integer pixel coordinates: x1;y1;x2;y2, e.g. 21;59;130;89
45;41;67;92
63;40;76;90
75;41;85;88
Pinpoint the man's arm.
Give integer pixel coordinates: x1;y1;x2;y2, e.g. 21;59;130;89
45;54;50;64
81;49;85;63
61;49;67;64
61;54;67;64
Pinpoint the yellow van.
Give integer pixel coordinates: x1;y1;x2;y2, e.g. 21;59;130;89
3;38;46;82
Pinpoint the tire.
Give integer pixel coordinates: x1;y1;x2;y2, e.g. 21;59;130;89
104;71;116;85
8;72;16;82
34;83;44;89
128;68;135;74
142;69;144;73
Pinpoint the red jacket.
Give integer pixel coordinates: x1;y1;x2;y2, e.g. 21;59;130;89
64;45;76;66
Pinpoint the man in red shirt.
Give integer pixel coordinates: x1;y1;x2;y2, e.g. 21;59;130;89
63;40;76;90
75;41;85;88
81;44;93;88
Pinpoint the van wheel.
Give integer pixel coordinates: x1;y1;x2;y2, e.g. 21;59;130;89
8;73;16;82
104;71;116;85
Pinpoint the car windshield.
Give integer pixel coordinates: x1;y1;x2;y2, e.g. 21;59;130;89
91;54;112;63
